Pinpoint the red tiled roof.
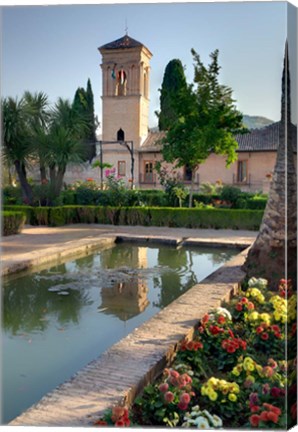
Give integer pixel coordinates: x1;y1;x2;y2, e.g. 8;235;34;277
139;123;297;153
235;122;297;152
99;34;145;51
139;131;165;152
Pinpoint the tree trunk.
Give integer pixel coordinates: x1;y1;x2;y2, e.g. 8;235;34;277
188;167;197;208
14;160;34;205
243;43;297;289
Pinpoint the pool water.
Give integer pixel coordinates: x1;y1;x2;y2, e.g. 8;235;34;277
1;243;237;423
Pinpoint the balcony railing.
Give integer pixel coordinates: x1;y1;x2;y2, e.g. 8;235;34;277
139;173;157;185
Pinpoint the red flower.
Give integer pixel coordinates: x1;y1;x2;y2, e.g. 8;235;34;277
115;420;125;427
250;414;260;427
177;401;188;410
256;326;264;334
94;420;108;426
170;370;180;379
209;325;222;335
194;341;203;350
262;367;274;377
217;315;226;324
241;297;249;304
247;302;255;310
270;387;281;398
261;332;269;340
180;393;191;405
187;341;195;350
235;303;243;312
227;345;236;353
267;411;279;423
159;383;169;393
250;405;260;413
263;403;281;416
240;340;247;350
198;325;205;333
260;411;269;421
164;391;175;403
271;325;280;332
274;332;282;339
202;313;209;324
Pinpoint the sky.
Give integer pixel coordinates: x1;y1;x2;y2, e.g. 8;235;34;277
1;1;297;129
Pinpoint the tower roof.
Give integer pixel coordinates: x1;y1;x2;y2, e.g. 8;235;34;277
99;34;152;56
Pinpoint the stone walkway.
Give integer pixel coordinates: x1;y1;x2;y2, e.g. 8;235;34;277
2;224;257;426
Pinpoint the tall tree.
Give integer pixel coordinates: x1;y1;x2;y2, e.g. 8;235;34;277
243;42;297;288
2;97;34;204
73;79;96;162
45;98;88;197
156;59;188;131
23;91;50;183
161;49;246;207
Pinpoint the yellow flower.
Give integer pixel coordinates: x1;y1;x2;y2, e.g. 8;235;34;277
232;367;240;376
208;377;219;387
246;363;255;372
260;313;271;324
248;311;259;321
230;383;240;394
228;393;237;402
273;311;281;321
209;391;218;401
246;375;255;383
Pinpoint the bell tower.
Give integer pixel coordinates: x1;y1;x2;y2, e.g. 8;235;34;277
98;34;152;149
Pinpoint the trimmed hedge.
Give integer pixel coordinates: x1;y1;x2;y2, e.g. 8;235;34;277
3;205;264;230
2;211;26;236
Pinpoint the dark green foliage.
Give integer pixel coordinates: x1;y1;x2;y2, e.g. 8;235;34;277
2;205;263;230
2;211;26;236
156;59;188;131
3;205;33;224
161;49;247;207
48;207;66;226
220;185;242;207
72;79;96;162
2;186;23;205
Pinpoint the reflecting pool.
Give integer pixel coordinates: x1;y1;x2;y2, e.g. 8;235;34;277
2;243;237;423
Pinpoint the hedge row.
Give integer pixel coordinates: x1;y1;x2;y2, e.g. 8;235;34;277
2;211;26;236
3;205;264;231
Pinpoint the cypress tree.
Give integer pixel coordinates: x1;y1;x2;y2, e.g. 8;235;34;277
72;80;96;162
156;59;188;131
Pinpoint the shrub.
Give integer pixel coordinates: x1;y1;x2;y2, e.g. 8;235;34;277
1;205;263;230
2;211;26;236
2;186;23;205
3;205;33;224
49;207;66;226
220;186;242;206
246;197;267;210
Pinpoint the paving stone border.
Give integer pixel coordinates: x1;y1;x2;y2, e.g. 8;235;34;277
9;241;249;427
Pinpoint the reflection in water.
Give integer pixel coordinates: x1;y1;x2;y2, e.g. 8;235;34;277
2;243;237;424
100;278;149;321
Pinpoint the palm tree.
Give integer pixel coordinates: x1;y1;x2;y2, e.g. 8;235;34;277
2;97;34;204
23;91;50;183
243;42;297;288
45;98;88;197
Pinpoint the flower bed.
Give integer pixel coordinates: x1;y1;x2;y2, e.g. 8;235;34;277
94;278;297;429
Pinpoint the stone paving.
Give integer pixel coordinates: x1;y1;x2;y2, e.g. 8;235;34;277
1;224;257;426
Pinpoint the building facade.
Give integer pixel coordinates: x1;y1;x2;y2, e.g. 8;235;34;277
62;34;297;193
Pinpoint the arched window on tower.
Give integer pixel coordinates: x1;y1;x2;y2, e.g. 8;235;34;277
117;128;125;141
116;69;127;96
